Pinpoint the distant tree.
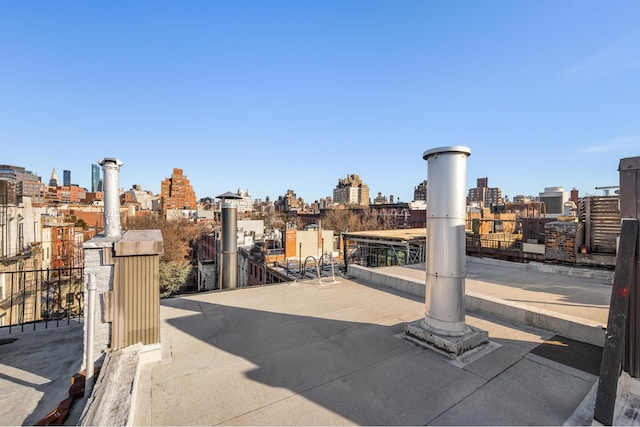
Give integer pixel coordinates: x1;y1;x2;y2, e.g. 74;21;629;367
126;215;207;297
322;208;380;233
159;261;192;298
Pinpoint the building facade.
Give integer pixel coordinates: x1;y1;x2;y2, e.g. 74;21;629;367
49;168;59;187
373;192;388;205
275;189;301;213
413;180;427;202
0;165;47;204
46;184;82;204
467;177;503;207
332;174;370;207
160;168;197;214
123;184;155;210
91;164;101;192
236;189;254;213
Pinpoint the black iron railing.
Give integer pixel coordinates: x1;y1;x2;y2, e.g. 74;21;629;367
0;267;84;334
466;235;527;262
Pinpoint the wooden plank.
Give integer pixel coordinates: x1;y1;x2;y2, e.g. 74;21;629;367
594;218;638;425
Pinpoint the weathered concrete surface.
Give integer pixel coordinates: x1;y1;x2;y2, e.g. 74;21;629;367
134;279;599;426
0;323;83;426
349;257;612;346
115;229;163;256
0;257;627;426
80;344;140;426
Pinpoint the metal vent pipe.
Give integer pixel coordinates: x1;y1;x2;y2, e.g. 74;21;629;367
99;158;123;238
423;146;471;335
220;201;238;289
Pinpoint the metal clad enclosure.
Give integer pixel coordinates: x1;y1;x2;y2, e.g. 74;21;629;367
113;255;160;350
110;230;163;351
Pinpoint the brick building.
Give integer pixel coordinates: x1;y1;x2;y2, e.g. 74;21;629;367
0;165;47;203
46;184;82;204
160;168;197;214
467;177;503;207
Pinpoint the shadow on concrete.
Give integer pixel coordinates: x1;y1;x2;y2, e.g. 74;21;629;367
157;288;596;426
0;324;83;426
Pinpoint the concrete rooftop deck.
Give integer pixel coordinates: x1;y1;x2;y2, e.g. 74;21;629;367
0;257;622;425
133;259;613;426
395;258;612;326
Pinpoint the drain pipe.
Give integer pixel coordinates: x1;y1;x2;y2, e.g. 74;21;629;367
99;158;123;238
86;273;97;393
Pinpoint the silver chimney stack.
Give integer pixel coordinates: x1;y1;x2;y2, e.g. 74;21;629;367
405;146;488;356
423;146;470;334
99;158;123;238
220;201;238;289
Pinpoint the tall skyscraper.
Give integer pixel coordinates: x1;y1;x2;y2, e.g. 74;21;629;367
49;168;59;187
91;164;101;192
63;170;71;187
160;168;197;214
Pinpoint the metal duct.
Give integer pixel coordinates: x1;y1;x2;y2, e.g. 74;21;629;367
423;146;471;334
99;158;123;238
220;202;238;289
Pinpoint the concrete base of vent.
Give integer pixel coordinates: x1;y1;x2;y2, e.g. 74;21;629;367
405;319;489;357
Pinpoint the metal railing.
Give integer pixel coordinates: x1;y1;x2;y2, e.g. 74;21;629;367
466;235;526;262
0;267;84;334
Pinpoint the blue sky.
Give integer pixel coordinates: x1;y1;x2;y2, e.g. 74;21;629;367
1;1;639;203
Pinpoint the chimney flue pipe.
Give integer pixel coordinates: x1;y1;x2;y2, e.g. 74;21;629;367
423;146;471;335
220;201;238;289
98;158;123;238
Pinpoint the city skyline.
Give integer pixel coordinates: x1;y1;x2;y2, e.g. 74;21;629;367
1;1;639;202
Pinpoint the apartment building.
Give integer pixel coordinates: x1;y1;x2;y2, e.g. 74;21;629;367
0;165;47;204
160;168;197;214
332;174;370;207
467;177;503;207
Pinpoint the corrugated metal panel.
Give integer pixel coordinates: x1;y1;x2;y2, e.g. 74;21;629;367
113;255;160;350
